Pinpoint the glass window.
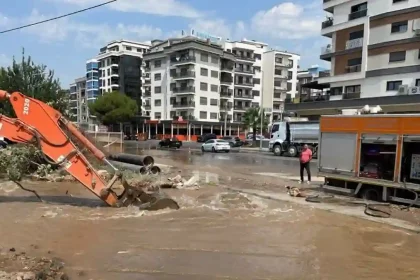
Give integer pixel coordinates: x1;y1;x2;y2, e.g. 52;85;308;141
210;99;218;106
154;60;162;68
200;97;207;105
386;80;403;91
389;51;406;62
200;111;207;119
154;99;161;106
154;86;162;93
210;113;218;119
391;21;408;33
211;70;218;78
200;82;208;91
211;55;218;64
210;85;218;92
200;68;208;76
154;73;161;81
201;52;208;62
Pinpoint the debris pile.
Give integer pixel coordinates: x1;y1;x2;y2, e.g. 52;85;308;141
0;248;68;280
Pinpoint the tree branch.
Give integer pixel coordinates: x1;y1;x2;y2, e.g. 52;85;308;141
13;180;44;202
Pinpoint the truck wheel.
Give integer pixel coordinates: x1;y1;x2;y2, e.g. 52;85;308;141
361;186;382;202
273;144;282;156
288;146;298;157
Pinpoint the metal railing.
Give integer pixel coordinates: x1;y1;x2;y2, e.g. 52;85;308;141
348;9;367;21
235;68;253;74
220;89;233;97
235;81;253;87
235;55;255;62
343;92;361;99
172;86;195;93
345;64;361;73
345;38;363;50
234;94;253;99
143;91;151;97
172;102;195;108
322;18;333;29
171;71;195;79
170;56;196;65
221;78;234;84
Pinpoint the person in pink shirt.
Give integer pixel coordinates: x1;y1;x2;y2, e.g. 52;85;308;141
299;144;312;184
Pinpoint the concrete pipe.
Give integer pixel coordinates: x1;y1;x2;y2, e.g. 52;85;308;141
108;153;154;167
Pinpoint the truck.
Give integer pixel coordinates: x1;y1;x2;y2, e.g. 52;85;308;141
268;117;320;157
318;114;420;206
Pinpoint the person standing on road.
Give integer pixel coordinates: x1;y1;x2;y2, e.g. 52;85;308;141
299;144;312;184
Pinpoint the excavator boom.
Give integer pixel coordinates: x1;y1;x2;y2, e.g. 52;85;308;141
0;90;180;210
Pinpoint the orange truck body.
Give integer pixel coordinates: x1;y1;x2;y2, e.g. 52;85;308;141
319;114;420;186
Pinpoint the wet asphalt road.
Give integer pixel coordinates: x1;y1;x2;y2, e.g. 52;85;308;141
121;141;318;177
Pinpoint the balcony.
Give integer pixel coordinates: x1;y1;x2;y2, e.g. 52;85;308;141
235;68;253;75
144;67;151;72
234;94;253;100
143;91;151;97
221;64;234;72
343;92;361;99
322;18;333;29
235;81;253;87
233;105;248;111
321;45;333;55
220;78;233;85
349;9;367;21
219;117;232;122
170;56;196;66
235;54;255;62
172;101;195;108
220;103;233;110
144;104;151;110
274;70;287;79
144;79;151;85
220;89;233;97
345;64;361;73
172;71;195;80
345;38;363;50
172;86;195;94
274;82;287;91
273;92;285;101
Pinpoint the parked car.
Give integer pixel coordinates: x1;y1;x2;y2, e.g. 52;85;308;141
221;136;243;147
197;133;217;143
159;137;182;149
201;139;231;153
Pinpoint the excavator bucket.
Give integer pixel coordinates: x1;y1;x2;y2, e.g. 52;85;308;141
119;178;180;211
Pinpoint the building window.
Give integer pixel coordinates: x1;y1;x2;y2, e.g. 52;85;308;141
210;99;218;106
391;21;408;33
210;113;218;119
330;87;343;95
137;48;143;53
154;86;162;93
154;99;161;106
252;90;260;96
211;70;218;78
253;78;260;85
211;55;218;64
349;30;364;40
125;46;132;51
393;0;407;3
200;97;207;105
200;82;208;91
154;73;161;81
107;69;110;76
154;60;161;68
200;68;208;76
389;51;406;62
201;52;208;62
254;54;261;60
416;79;420;86
211;84;218;92
154;112;161;119
386;80;403;91
200;111;207;119
345;85;360;93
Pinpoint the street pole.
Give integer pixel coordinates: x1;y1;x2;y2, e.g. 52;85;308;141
259;70;264;151
224;102;227;136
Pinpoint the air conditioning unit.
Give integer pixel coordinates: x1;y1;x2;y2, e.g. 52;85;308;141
398;85;408;95
409;86;420;95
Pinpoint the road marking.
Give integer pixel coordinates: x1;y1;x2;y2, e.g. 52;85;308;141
253;172;324;183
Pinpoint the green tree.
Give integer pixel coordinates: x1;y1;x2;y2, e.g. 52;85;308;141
243;107;269;146
0;49;68;117
89;91;138;126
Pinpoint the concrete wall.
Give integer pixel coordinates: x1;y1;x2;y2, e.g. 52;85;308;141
363;73;420;98
368;49;420;71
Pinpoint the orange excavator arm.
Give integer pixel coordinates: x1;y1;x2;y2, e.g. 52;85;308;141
0;90;123;206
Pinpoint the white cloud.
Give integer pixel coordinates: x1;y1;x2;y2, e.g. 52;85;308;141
0;13;11;27
45;0;202;18
188;18;232;39
251;2;323;39
18;9;162;47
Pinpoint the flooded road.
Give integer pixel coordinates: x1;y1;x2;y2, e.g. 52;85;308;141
1;146;420;279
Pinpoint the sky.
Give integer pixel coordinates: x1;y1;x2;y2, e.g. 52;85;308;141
0;0;330;87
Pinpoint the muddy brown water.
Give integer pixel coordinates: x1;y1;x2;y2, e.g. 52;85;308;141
1;144;420;279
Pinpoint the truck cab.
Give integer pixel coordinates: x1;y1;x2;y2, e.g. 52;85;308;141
269;117;319;157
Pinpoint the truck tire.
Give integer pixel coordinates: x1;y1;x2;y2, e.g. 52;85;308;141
360;186;382;202
273;144;282;156
288;145;298;157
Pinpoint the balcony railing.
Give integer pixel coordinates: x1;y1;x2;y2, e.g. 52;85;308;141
221;65;234;71
220;89;233;97
235;68;253;74
220;78;233;84
144;104;151;110
300;95;331;103
219;117;232;122
321;45;333;55
274;82;287;90
172;71;195;79
143;91;151;97
172;102;195;108
172;86;195;94
322;18;333;29
343;92;361;99
345;38;363;50
234;105;248;111
235;55;255;62
234;94;253;99
170;56;196;65
345;64;361;73
220;104;233;110
144;67;151;72
235;81;253;87
348;9;367;21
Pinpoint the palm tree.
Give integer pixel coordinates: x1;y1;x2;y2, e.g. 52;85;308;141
243;107;269;147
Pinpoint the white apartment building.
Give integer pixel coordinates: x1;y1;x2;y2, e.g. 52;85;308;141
287;0;420;118
69;77;87;123
143;37;235;122
95;40;151;117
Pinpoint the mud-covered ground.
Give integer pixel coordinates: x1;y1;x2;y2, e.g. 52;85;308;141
1;149;420;279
